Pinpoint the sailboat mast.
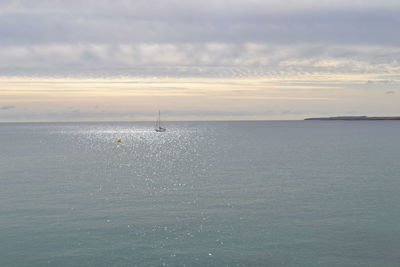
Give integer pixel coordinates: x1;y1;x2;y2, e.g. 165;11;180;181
155;110;166;132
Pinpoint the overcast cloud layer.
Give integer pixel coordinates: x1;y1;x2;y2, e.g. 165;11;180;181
0;0;399;77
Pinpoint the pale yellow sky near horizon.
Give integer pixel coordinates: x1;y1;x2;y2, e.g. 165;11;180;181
0;72;399;122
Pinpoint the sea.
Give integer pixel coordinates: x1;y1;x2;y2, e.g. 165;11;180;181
1;121;400;266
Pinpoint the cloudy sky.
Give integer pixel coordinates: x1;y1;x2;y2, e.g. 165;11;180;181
0;0;399;121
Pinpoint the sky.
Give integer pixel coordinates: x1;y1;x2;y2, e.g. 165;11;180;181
0;0;399;121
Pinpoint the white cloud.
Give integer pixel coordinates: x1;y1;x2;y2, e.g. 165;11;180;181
0;43;399;78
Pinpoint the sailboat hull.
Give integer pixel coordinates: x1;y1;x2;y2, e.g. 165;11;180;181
155;127;166;132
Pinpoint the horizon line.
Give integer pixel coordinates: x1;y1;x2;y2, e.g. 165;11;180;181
0;119;308;124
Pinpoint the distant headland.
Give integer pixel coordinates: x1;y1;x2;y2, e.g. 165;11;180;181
304;116;400;121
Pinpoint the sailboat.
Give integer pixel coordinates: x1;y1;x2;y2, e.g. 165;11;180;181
155;111;166;132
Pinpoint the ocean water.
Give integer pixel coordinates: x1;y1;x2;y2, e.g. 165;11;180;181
1;121;400;266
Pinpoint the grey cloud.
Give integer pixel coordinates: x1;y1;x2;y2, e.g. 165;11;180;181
0;110;146;121
0;109;279;121
163;110;308;117
0;105;16;110
0;4;399;45
367;79;396;84
1;0;399;16
385;91;396;94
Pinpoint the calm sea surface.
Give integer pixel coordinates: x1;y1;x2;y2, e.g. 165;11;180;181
1;121;400;266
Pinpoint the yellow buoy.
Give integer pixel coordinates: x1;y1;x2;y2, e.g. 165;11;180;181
117;138;122;143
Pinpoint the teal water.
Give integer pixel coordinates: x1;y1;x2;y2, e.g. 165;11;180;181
1;121;400;266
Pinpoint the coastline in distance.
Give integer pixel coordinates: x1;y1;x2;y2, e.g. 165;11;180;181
304;116;400;120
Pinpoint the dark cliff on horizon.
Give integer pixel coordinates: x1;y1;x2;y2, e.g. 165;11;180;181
304;116;400;121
